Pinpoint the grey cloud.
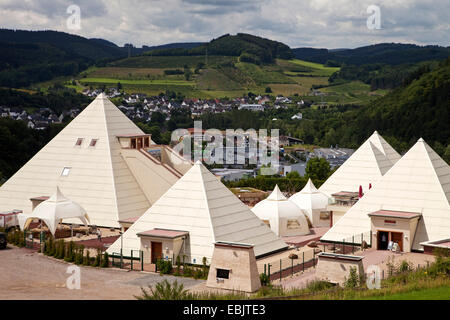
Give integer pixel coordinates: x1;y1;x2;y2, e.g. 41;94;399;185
0;0;448;48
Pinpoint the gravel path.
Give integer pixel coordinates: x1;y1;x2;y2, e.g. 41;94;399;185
0;246;204;300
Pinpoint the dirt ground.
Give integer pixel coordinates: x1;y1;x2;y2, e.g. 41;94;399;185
0;246;204;300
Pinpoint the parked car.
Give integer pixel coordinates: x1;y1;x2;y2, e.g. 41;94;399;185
0;232;6;249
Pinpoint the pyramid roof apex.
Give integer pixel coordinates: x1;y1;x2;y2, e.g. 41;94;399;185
300;179;319;194
267;185;287;201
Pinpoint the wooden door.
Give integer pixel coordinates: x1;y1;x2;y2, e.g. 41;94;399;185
391;232;403;251
151;242;162;263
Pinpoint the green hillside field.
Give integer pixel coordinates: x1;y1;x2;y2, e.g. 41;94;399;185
68;55;387;101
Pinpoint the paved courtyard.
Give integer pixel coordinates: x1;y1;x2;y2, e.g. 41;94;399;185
0;246;204;300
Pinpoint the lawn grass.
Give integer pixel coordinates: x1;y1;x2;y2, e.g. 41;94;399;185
69;56;387;102
110;55;236;68
79;77;193;86
195;68;243;90
236;62;295;85
278;59;340;77
316;80;387;105
86;67;169;79
362;285;450;300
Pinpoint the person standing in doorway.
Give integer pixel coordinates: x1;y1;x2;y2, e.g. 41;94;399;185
97;228;102;242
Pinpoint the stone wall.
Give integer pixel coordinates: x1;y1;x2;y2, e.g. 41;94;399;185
206;243;261;293
316;254;364;286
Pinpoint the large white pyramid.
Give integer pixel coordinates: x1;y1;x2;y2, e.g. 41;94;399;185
319;131;401;197
107;161;288;262
0;94;181;227
321;138;450;250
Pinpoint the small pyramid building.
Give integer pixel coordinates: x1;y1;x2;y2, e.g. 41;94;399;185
0;94;187;227
289;179;330;227
107;162;288;263
321;138;450;251
319;131;401;197
252;185;310;236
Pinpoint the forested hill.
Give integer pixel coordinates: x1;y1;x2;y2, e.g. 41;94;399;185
0;29;129;88
144;33;293;64
0;29;126;60
293;43;450;66
330;57;450;154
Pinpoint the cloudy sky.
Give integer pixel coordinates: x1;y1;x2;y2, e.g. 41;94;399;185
0;0;448;48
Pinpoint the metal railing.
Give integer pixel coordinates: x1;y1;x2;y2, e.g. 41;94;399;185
262;248;317;281
111;250;144;271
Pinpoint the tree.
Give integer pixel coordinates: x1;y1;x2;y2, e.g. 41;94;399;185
184;69;193;81
286;171;300;179
444;145;450;164
305;157;331;181
265;86;272;93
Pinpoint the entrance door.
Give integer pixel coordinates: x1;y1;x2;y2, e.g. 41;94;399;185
151;242;162;263
378;231;389;250
391;232;403;251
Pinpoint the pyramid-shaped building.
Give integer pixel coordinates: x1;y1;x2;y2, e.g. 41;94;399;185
319;131;401;197
321;138;450;251
107;161;288;263
0;94;188;227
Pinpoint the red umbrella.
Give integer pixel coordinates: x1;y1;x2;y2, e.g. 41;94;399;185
359;185;363;198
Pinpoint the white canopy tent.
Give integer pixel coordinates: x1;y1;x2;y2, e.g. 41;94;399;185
252;185;310;236
18;187;90;235
289;179;331;227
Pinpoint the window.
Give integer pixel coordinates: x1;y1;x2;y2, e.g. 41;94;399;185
287;219;301;229
61;167;71;176
75;138;83;146
262;220;271;228
89;139;98;147
320;211;330;220
216;268;230;279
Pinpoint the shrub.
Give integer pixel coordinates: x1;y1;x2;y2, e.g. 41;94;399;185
136;280;189;300
157;259;173;275
101;252;109;268
56;240;65;259
344;267;360;288
93;250;101;267
75;246;84;265
64;241;75;262
176;255;181;274
201;257;209;279
386;257;396;277
193;268;204;280
260;273;270;286
84;250;91;266
48;238;55;255
306;280;334;293
183;265;193;277
398;260;413;273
